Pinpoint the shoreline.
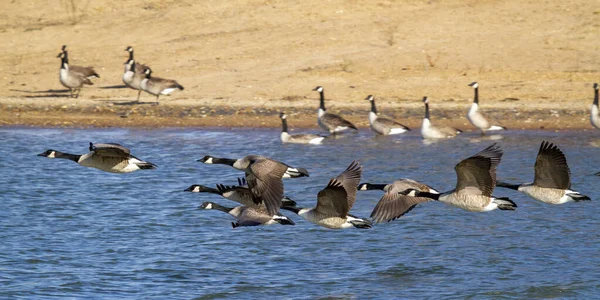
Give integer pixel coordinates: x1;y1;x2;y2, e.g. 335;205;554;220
0;96;595;131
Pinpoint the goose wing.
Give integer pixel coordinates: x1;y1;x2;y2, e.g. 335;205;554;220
216;183;256;207
376;117;409;129
321;112;357;130
437;125;462;137
533;141;571;189
315;160;362;217
89;143;131;158
150;76;184;90
69;65;99;79
246;158;288;216
370;188;431;223
454;143;502;197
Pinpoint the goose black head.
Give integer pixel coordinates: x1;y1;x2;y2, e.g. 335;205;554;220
313;86;324;93
198;202;214;209
365;95;374;101
422;96;429;104
197;155;213;163
61;45;67;52
594;83;598;90
125;46;133;52
279;112;287;119
38;149;57;158
185;185;211;192
468;82;479;89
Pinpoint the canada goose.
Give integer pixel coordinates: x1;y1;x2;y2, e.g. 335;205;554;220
591;83;600;129
198;202;295;228
59;46;100;80
57;49;99;98
421;97;462;139
37;142;156;173
358;179;439;222
184;177;298;207
122;46;149;101
279;112;326;144
401;143;517;212
199;155;298;216
281;160;372;229
496;141;590;204
140;67;184;104
313;86;358;133
365;95;410;135
198;155;309;178
467;82;506;135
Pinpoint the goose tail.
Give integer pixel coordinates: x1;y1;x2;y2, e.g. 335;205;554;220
488;125;507;131
568;192;591;202
137;162;158;170
273;215;295;226
281;196;297;207
493;197;517;210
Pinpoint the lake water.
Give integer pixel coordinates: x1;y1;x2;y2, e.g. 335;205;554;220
1;127;599;299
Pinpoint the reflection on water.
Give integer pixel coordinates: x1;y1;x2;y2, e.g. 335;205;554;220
0;127;599;299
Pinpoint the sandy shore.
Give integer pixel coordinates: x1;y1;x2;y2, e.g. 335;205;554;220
0;0;598;130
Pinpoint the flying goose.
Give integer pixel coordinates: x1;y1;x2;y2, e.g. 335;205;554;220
198;202;295;228
140;67;184;104
37;142;156;173
401;143;517;212
184;177;298;207
496;141;590;204
122;46;149;101
421;97;462;139
358;179;439;222
466;82;506;135
199;155;297;216
279;112;326;144
591;83;600;129
281;160;372;229
313;86;358;133
57;49;99;98
365;95;410;135
198;155;309;178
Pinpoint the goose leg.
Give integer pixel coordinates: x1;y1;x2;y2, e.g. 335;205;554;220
136;90;141;102
154;95;160;105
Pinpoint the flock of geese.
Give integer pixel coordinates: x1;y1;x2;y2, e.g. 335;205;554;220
57;46;600;140
58;45;183;103
38;138;591;229
48;45;598;228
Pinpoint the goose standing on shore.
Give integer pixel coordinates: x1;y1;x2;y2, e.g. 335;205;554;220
38;142;156;173
496;141;590;204
313;86;358;134
57;46;99;98
279;112;326;144
140;68;184;104
281;160;372;229
421;97;462;139
198;202;295;228
591;83;600;129
400;143;517;212
466;82;506;135
122;46;149;101
358;179;439;222
365;95;410;135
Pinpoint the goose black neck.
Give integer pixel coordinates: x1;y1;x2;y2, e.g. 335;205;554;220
370;100;378;113
131;61;136;72
365;183;387;190
128;50;134;61
281;117;288;133
496;181;520;191
594;89;598;106
212;203;234;213
280;206;301;214
414;190;440;200
424;103;430;119
319;91;326;111
473;87;479;104
203;187;222;195
56;151;81;163
213;157;236;166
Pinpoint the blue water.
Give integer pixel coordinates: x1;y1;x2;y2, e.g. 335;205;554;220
1;127;599;299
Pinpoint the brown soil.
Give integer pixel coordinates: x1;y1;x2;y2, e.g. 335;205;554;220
0;0;599;130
